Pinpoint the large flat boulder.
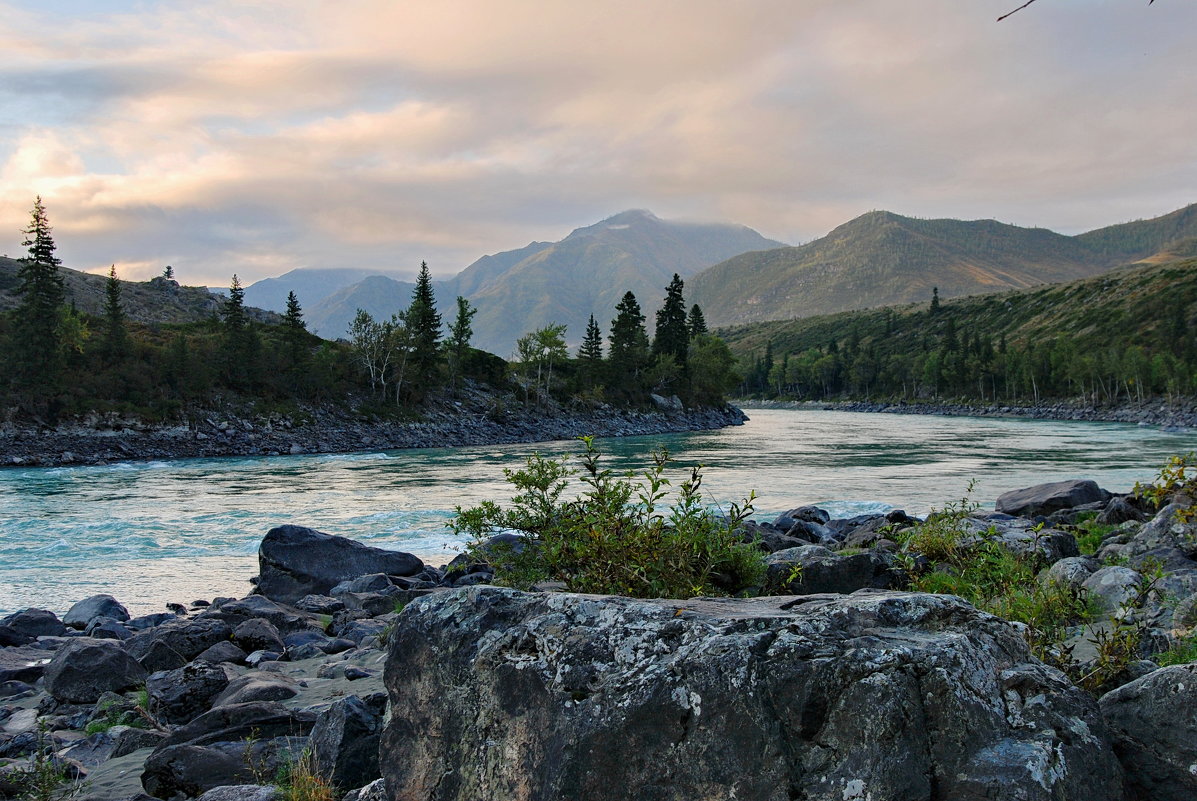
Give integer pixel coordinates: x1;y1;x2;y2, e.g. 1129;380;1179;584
256;525;423;604
381;586;1122;801
43;639;147;703
996;479;1109;518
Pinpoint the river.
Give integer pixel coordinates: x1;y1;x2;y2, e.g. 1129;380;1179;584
1;409;1193;616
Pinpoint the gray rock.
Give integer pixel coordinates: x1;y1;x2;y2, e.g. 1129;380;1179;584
1039;555;1099;591
295;595;345;615
1082;566;1143;614
773;505;831;529
1097;495;1148;525
1100;663;1197;801
212;674;300;708
996;479;1109;518
256;525;423;604
161;701;315;748
0;646;54;684
310;694;386;790
764;545;898;595
200;595;317;636
146;662;233;725
341;778;386;801
195;785;279;801
380;587;1122;801
1174;592;1197;629
330;574;395;595
86;618;133;641
64;595;130;629
110;725;168;758
195;641;249;665
44;640;147;703
1128;503;1197;559
0;609;66;644
142;737;305;800
232;619;285;654
136;639;188;673
127;618;233;663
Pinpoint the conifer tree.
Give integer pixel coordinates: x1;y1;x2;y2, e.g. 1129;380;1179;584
608;291;650;390
282;290;308;374
446;295;476;392
687;304;708;337
406;261;442;397
579;314;603;362
102;265;128;362
12;196;66;389
652;273;689;366
220;274;258;387
930;286;941;315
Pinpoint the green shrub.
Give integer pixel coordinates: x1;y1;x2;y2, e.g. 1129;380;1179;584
451;437;766;599
1134;451;1197;520
275;750;335;801
1155;631;1197;666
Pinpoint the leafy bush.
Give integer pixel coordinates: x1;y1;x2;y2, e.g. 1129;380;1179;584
1135;451;1197;520
451;437;766;598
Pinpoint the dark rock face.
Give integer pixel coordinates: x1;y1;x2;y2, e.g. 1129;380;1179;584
0;609;66;644
128;618;233;663
996;479;1109;518
256;525;423;604
232;619;285;655
146;662;233;725
160;701;315;748
142;737;305;800
310;694;386;790
1100;664;1197;801
381;587;1122;801
764;545;898;595
43;639;147;703
63;594;131;629
0;646;53;684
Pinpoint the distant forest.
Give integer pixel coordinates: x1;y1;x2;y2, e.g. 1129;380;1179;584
728;259;1197;406
0;200;738;423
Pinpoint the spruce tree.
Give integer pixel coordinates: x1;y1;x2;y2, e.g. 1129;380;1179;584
282;290;308;374
608;291;650;390
446;295;476;392
652;273;689;366
687;304;708;337
13;196;66;389
579;314;603;361
220;274;258;387
102;265;128;362
406;261;442;397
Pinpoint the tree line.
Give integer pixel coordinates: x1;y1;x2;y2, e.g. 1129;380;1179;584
1;199;739;422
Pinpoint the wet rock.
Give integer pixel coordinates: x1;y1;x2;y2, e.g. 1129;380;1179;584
64;595;130;630
256;525;423;604
161;701;315;748
381;587;1122;801
1100;663;1197;801
44;640;147;704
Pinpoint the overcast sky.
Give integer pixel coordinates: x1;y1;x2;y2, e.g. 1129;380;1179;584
1;0;1194;286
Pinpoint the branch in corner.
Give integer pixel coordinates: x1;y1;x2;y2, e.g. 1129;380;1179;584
999;0;1155;23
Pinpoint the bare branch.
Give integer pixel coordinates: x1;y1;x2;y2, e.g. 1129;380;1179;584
1000;0;1154;22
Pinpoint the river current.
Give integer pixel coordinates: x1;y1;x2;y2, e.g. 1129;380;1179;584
1;409;1193;616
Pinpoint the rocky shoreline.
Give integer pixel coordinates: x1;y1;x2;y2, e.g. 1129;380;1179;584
0;399;747;469
2;476;1196;799
739;396;1197;429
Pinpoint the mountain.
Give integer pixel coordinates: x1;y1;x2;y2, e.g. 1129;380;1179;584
304;210;783;353
689;204;1197;327
0;257;277;324
243;267;406;313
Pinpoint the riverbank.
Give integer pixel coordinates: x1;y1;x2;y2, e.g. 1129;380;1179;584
0;393;746;468
737;397;1197;429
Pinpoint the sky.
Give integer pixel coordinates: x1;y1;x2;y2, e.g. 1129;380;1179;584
1;0;1194;287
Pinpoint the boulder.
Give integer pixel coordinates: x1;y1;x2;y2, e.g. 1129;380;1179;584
0;609;66;644
199;595;317;636
127;619;233;663
232;619;285;654
1082;566;1143;614
1097;496;1148;526
43;640;147;703
996;479;1109;518
294;595;344;615
160;701;315;748
195;641;249;666
764;545;898;595
341;778;387;801
211;674;300;708
331;574;396;595
142;737;305;800
1100;663;1197;801
1126;503;1197;559
195;785;280;801
1038;556;1099;591
86;618;133;641
380;587;1122;801
310;694;386;790
136;639;189;673
0;646;54;684
146;662;233;725
256;525;423;604
64;595;130;629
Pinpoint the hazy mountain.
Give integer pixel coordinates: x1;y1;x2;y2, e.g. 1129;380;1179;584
243;267;407;313
689;204;1197;327
305;210;783;353
0;257;277;324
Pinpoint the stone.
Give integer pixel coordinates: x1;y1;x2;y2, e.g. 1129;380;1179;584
86;618;133;641
1128;503;1197;559
1097;495;1148;526
127;619;233;663
110;725;168;758
0;646;54;684
380;587;1122;801
160;701;316;748
294;595;344;614
136;639;188;673
1038;556;1099;591
0;609;66;644
310;694;386;790
996;479;1110;518
195;785;280;801
341;778;387;801
330;574;395;595
256;525;423;604
232;619;285;654
211;674;300;708
764;545;898;595
64;595;130;630
1100;663;1197;801
199;596;317;636
141;737;305;800
43;640;147;704
773;505;831;529
195;641;249;665
1082;566;1143;614
146;662;233;725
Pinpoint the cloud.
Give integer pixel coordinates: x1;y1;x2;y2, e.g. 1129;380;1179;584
0;0;1194;284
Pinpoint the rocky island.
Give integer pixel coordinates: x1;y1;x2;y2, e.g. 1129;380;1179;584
2;473;1196;801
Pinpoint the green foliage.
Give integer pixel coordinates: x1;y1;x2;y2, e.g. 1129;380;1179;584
1154;631;1197;667
1134;451;1197;521
652;273;690;366
1069;512;1119;555
406;261;442;398
12;196;66;391
607;291;651;393
12;722;83;801
451;438;766;598
445;295;477;392
274;750;336;801
687;303;708;337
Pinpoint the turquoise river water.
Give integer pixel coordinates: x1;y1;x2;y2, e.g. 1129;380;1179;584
1;409;1194;616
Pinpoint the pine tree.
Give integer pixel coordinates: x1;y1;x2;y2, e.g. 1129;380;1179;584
652;273;689;366
282;291;308;374
406;261;443;398
102;265;128;362
12;196;66;389
608;291;650;390
220;274;258;387
930;286;941;316
446;296;476;392
687;304;708;337
579;314;603;361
